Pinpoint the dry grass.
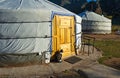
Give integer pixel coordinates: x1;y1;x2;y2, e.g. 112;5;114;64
112;25;120;32
84;34;120;70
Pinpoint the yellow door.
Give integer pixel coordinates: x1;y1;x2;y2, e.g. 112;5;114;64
52;15;75;59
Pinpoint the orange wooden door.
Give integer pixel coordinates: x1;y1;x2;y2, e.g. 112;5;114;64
52;15;75;58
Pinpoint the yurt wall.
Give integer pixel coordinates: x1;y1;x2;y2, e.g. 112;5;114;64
0;0;82;66
79;11;111;34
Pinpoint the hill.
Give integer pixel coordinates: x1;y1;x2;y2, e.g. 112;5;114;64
48;0;87;14
49;0;120;25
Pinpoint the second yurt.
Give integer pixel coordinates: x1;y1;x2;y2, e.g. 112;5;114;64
79;11;111;34
0;0;82;66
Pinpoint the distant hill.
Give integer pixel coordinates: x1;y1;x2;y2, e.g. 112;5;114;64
98;0;120;25
48;0;87;14
49;0;120;25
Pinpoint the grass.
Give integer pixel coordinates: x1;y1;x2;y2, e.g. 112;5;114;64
94;40;120;63
112;25;120;32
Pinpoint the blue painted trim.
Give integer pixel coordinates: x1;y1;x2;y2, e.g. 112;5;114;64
51;11;75;20
49;24;52;53
50;11;77;53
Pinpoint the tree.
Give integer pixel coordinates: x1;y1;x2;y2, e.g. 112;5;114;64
82;1;102;15
48;0;87;14
49;0;61;5
99;0;120;15
99;0;120;25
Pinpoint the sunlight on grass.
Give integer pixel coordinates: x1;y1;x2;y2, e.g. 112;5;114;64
95;40;120;70
112;25;120;32
95;40;120;58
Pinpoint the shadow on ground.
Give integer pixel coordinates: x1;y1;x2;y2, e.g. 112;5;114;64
52;69;88;78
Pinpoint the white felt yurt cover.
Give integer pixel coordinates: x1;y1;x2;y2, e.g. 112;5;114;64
79;11;111;34
0;0;82;66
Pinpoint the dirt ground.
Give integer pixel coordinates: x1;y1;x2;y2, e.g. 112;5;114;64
103;57;120;70
84;34;120;41
0;69;88;78
84;34;120;70
52;69;88;78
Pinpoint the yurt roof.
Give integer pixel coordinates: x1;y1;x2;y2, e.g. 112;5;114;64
0;0;69;12
79;11;111;22
0;0;81;23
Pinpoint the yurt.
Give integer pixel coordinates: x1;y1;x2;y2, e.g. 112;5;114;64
0;0;82;66
79;11;111;34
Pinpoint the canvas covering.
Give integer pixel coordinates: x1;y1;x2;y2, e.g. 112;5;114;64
0;0;82;66
79;11;111;34
0;0;82;54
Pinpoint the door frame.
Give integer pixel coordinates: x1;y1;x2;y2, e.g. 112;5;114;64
51;12;76;59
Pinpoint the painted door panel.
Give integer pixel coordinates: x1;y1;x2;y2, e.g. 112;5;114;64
52;15;75;58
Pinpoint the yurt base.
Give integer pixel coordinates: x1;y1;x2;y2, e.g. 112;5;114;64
0;53;47;67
